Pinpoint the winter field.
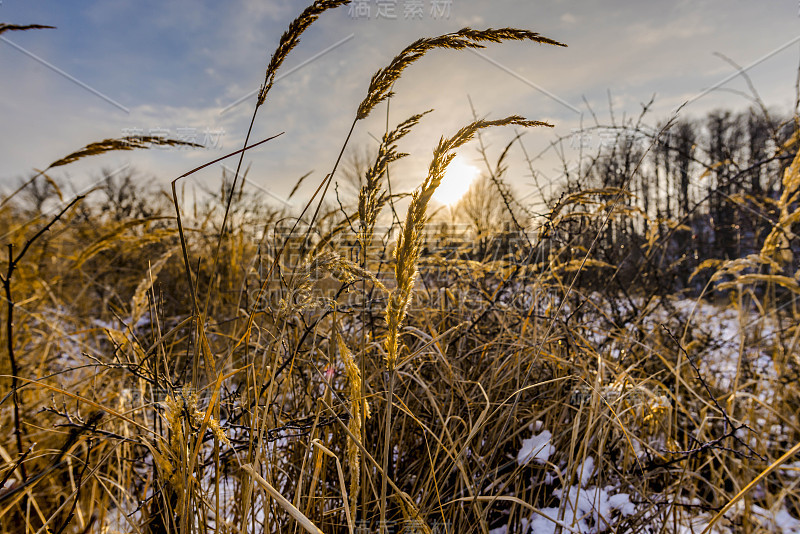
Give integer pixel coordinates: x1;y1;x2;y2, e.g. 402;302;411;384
2;4;800;533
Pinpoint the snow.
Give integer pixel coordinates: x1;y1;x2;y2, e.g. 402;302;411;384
547;485;634;533
773;508;800;533
516;425;636;534
527;508;565;534
606;494;635;516
779;461;800;478
517;429;555;466
577;456;595;487
746;504;800;533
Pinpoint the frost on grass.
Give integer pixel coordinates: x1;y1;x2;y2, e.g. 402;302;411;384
517;427;555;466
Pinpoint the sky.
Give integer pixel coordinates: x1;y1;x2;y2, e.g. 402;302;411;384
2;0;800;210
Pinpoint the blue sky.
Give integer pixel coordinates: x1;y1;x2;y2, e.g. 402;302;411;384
2;0;799;207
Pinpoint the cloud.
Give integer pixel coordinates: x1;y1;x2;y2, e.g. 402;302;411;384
628;18;714;47
560;13;577;26
2;0;798;204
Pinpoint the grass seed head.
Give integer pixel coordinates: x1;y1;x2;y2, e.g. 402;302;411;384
357;27;566;120
257;0;352;107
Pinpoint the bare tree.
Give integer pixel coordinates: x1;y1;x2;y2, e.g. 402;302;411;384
455;174;515;250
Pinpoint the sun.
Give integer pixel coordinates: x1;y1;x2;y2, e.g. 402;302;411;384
432;155;481;206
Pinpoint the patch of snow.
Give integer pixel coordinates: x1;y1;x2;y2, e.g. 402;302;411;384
773;507;800;533
527;507;565;534
93;318;119;330
551;485;634;533
517;430;555;466
606;493;635;516
749;504;800;533
779;461;800;478
577;456;595;487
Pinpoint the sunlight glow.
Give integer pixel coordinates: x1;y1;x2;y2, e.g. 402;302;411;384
432;155;481;206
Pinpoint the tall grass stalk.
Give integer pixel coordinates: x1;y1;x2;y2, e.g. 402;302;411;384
379;117;552;531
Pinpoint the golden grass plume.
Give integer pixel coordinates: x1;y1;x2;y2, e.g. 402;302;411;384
257;0;352;107
384;116;552;368
279;250;386;318
357;28;566;120
358;110;431;251
335;332;369;517
46;136;202;169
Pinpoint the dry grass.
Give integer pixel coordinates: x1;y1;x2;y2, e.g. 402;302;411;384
0;24;55;35
356;29;566;120
1;3;799;534
257;0;352;107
